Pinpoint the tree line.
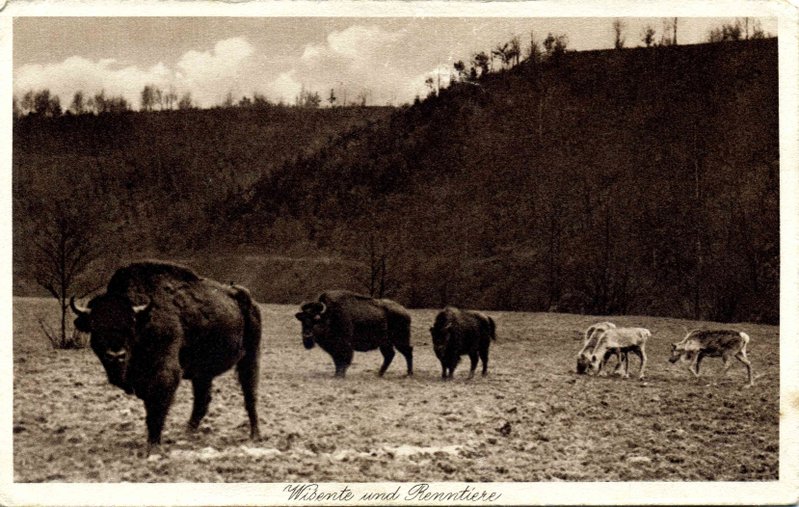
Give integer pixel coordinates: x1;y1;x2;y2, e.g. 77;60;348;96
14;83;381;121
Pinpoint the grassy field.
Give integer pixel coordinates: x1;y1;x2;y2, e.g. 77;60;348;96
13;297;779;482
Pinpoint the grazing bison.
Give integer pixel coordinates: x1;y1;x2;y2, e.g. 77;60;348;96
70;261;262;454
589;327;650;379
669;329;754;387
576;321;625;375
429;306;496;379
295;290;413;377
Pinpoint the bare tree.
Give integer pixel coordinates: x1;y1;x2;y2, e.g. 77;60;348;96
223;90;235;108
355;89;370;107
70;91;86;115
660;18;678;46
612;19;626;49
543;33;569;61
509;35;522;66
492;43;511;69
424;76;435;97
358;232;398;298
472;51;490;77
453;60;468;82
641;25;657;47
94;90;108;113
141;85;156;111
178;92;193;110
164;85;178;110
526;30;542;63
32;199;102;349
20;90;35;115
671;17;679;45
33;89;61;117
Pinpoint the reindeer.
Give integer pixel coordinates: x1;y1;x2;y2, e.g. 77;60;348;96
669;329;753;387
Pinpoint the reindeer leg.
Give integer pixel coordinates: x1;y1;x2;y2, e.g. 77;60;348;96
688;352;701;378
637;349;647;379
735;350;754;387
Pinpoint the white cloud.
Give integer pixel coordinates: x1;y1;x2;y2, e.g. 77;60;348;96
13;29;447;110
14;37;259;110
176;37;256;106
266;71;303;104
292;24;427;105
14;56;172;108
404;64;454;102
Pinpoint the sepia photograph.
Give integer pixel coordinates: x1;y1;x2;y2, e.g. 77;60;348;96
2;0;798;505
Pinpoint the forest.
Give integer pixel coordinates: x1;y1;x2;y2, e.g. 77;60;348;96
13;37;778;324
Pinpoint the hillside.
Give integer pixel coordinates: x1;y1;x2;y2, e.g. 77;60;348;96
236;39;778;323
13;39;778;324
13;105;392;294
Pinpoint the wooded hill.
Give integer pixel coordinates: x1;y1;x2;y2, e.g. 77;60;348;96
13;38;778;324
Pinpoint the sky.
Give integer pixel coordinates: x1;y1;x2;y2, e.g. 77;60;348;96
13;17;777;109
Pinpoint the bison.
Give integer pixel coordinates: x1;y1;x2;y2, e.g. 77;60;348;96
70;261;262;454
295;290;413;377
429;306;496;379
576;321;626;375
669;329;754;387
589;327;650;379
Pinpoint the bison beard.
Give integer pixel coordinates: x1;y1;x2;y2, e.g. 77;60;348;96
295;290;413;377
71;261;263;455
430;306;495;379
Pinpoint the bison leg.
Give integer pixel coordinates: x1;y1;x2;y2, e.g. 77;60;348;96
467;352;479;379
395;344;414;376
479;347;489;376
441;362;448;379
333;349;353;377
236;356;261;440
445;359;459;379
378;344;396;376
143;375;179;455
188;377;212;431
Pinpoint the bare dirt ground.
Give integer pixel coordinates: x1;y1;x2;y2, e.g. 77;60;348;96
13;297;779;482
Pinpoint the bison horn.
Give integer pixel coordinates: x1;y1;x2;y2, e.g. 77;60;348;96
318;302;327;315
69;296;90;316
132;298;151;314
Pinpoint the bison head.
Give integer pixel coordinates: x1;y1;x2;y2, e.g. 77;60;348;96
295;301;328;350
71;294;151;394
429;323;451;360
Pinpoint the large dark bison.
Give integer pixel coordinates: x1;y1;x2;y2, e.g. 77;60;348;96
70;261;262;454
295;290;413;377
429;306;496;379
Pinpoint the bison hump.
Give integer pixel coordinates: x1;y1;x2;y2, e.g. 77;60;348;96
107;261;201;295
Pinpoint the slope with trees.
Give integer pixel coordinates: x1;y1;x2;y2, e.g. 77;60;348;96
236;38;778;323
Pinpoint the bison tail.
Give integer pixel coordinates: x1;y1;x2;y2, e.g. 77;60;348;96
232;286;263;362
488;316;497;341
